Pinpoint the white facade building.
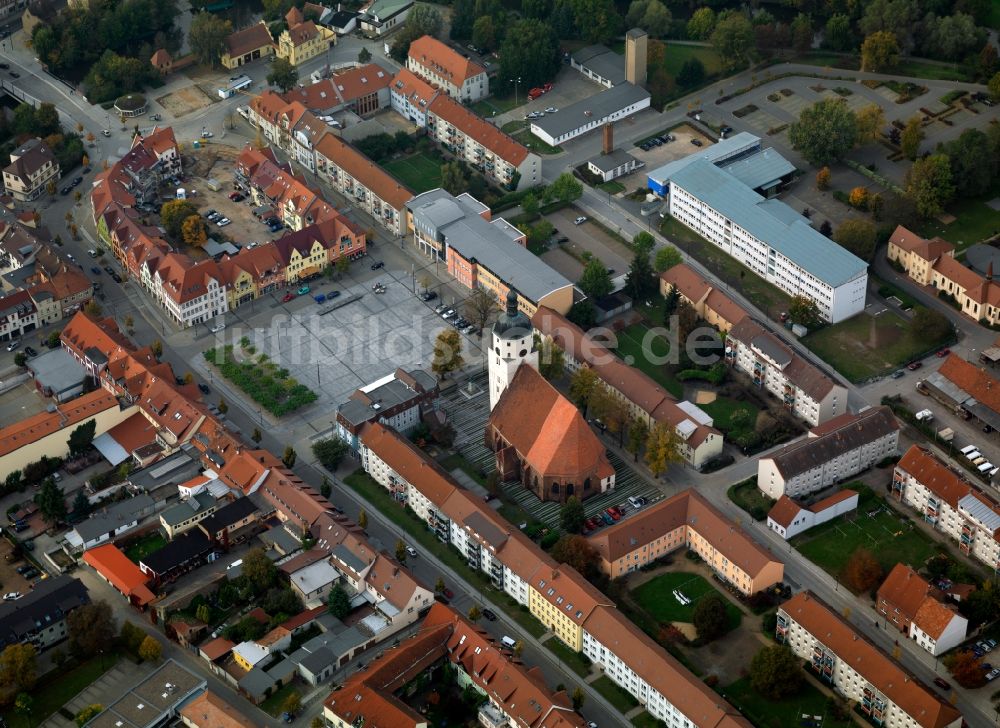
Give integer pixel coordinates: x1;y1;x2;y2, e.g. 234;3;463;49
726;318;847;427
758;407;899;499
892;445;1000;572
651;152;867;323
530;83;650;147
766;490;859;540
777;592;962;728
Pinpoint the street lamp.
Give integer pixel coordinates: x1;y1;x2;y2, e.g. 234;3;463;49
510;77;521;108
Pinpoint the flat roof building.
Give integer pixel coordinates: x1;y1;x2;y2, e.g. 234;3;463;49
87;659;207;728
530;83;651;146
570;44;625;87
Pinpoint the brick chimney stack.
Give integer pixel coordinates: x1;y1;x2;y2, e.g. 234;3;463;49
602;123;613;155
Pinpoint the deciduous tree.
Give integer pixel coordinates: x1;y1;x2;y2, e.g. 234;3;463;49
313;437;349;471
536;334;565;380
815;166;831;190
440;162;468;196
395;539;408;562
358;47;372;64
908;307;952;345
241;548;276;594
551;534;601;579
35;477;66;525
547;172;583;203
944;650;986;688
687;7;715;40
692;594;729;641
626;0;671;37
282;691;302;715
578;258;613;299
900;116;924;160
281;446;297;468
990;71;1000;101
358;509;368;530
267;57;299;92
467;605;482;621
841;547;882;592
160;199;199;240
833;218;878;261
67;419;96;456
711;13;755;69
861;30;900;72
824;14;854;52
0;644;37;694
189;12;232;67
568;367;600;415
182;215;208;246
789;98;858;166
75;705;103;727
625;417;648;462
645;421;683;477
749;645;802;699
942;128;994;198
496;19;560;93
464;288;498;329
654;245;682;272
138;635;162;663
856;104;886;143
67;601;116;659
432;329;465;379
905;154;955;218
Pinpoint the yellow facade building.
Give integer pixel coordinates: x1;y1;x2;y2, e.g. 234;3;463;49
277;14;335;66
527;566;610;651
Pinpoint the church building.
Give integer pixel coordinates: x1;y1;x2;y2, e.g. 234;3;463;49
485;291;615;503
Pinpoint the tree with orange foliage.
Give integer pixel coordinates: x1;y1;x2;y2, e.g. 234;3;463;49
841;547;882;593
816;166;831;191
848;186;868;208
944;650;986;688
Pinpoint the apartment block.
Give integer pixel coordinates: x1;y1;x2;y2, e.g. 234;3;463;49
777;591;962;728
892;445;1000;572
876;564;967;656
406;35;488;102
587;489;784;589
335;368;437;451
726;318;847;427
757;407;900;499
649;134;866;323
659;262;748;333
886;225;955;287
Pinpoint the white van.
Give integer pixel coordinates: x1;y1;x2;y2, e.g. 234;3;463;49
978;462;994;473
227;559;242;570
965;450;982;461
960;444;978;455
501;635;516;649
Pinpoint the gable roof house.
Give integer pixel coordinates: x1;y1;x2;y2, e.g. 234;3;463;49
221;21;275;69
406;35;489;103
3;138;59;202
876;564;967;655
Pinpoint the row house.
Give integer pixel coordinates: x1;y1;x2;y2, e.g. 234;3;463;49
532;305;724;468
777;591;962;728
424;94;539;190
892;445;1000;573
313;134;412;236
658;262;748;333
0;289;38;342
353;419;756;728
726;317;847;427
218;244;285;308
876;564;968;656
389;67;436;127
151;254;229;328
249;91;309;156
757;407;900;499
3;138;59;202
406;35;488;103
887;224;1000;326
272;218;364;283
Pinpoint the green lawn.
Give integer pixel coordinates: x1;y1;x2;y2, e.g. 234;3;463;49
658;44;725;79
591;675;640;713
727;479;776;522
801;310;949;383
659;216;791;319
793;499;940;585
384;152;443;193
631;712;664;728
545;638;591;677
794;52;971;81
500;120;563;155
916;195;1000;250
472;93;523;118
2;653;122;727
342;470;546;638
598;180;626;195
631;572;742;630
259;680;300;718
124;532;166;563
614;322;683;397
699;396;759;438
725;676;855;728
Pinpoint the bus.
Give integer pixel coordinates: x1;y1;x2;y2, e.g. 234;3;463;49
218;75;252;99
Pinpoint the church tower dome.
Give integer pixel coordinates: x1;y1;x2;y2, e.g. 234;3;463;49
488;289;538;410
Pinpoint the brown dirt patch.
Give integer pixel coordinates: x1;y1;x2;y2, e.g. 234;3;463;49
156;85;214;118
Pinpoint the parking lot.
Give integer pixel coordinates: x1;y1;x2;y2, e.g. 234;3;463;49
206;262;486;432
540;207;634;283
629;123;713;170
0;536;44;596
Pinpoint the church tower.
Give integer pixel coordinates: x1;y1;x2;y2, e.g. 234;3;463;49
489;289;538;410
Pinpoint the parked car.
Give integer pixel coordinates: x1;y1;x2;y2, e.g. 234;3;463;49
2;592;20;601
574;216;587;225
482;608;498;621
370;261;385;270
435;303;448;313
6;340;19;352
691;139;703;146
24;347;36;358
91;266;102;275
198;383;211;395
282;292;295;302
988;668;1000;682
72;176;83;186
216;218;231;227
209;322;226;333
441;308;456;319
606;507;621;521
111;272;122;283
907;361;923;370
327;290;341;299
298;285;311;295
9;72;19;78
891;370;905;379
150;113;161;121
314;293;327;303
420;291;438;302
936;348;951;357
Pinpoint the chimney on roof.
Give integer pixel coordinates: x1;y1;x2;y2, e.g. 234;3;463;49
989;261;994;282
602;123;613;155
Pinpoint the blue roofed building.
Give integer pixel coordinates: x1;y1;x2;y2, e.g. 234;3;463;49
648;134;866;323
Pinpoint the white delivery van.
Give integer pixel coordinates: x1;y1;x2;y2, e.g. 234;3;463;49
501;636;516;649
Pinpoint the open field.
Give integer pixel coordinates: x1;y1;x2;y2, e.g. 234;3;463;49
801;311;949;382
916;195;1000;250
725;676;855;728
383;152;443;193
631;571;742;630
614;322;682;397
793;499;940;582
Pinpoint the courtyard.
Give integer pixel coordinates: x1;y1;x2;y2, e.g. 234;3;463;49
630;571;742;631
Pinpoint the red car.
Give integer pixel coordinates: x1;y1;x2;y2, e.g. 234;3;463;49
606;507;621;521
443;588;455;599
907;361;923;371
542;82;553;92
936;348;951;357
282;292;295;302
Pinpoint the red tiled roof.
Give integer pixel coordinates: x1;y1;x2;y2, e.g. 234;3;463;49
178;691;254;728
427;94;529;166
104;412;159;454
782;591;961;728
408;35;485;86
225;21;274;58
287;19;319;45
328;63;393;103
0;389;119;457
199;637;236;661
766;495;804;528
896;445;971;510
314;133;413;210
889;225;954;262
937;353;1000;416
82;544;154;604
358;422;459;506
390;68;437;109
488;365;613;482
